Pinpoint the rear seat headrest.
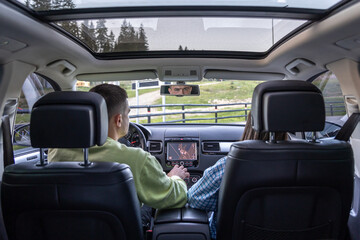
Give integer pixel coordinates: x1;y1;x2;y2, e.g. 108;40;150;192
251;80;325;132
30;91;108;148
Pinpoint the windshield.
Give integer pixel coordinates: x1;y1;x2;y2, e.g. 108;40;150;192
76;79;263;124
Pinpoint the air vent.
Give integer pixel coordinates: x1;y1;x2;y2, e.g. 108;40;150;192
149;141;162;153
203;142;220;152
165;70;172;76
190;70;197;76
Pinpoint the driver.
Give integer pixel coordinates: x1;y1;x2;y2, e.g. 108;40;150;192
48;83;189;223
168;85;192;95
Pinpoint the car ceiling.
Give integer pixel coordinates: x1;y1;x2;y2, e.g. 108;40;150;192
1;0;360;89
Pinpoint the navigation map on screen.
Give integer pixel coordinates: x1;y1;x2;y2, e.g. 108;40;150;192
167;142;197;161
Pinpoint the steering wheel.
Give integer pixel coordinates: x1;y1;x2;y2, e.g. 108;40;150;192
118;122;147;151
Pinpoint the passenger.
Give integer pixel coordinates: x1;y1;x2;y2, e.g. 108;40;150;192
48;84;189;226
187;111;287;239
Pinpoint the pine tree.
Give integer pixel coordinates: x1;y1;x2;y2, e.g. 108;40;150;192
52;0;63;9
25;0;30;7
95;19;108;52
31;0;51;10
79;20;98;52
137;24;149;51
52;0;75;10
62;0;75;9
115;20;144;52
53;1;79;38
108;31;115;51
80;20;90;40
88;21;98;52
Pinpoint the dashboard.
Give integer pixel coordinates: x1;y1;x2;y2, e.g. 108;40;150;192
130;123;245;188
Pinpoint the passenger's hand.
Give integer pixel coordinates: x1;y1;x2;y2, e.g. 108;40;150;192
167;165;190;180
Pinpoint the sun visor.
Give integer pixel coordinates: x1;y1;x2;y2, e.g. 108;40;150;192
204;70;285;81
77;70;158;82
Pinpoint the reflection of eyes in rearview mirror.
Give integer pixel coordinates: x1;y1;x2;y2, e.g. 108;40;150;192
160;84;200;96
168;86;192;96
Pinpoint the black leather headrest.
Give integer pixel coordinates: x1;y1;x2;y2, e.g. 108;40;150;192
30;91;108;148
251;80;325;132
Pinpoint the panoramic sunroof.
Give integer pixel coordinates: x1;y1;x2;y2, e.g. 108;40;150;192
17;0;342;11
55;17;307;53
12;0;347;55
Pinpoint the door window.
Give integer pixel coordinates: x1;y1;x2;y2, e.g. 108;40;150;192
307;71;346;139
14;73;57;152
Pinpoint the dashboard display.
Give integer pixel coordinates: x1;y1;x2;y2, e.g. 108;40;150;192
167;142;197;161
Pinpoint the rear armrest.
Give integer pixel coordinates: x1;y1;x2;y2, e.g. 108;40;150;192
155;206;208;224
153;206;210;240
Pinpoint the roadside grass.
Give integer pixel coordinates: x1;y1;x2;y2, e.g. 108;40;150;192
13;145;28;151
15;113;30;125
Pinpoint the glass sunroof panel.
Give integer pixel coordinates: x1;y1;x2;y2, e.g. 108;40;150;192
17;0;342;11
55;17;307;53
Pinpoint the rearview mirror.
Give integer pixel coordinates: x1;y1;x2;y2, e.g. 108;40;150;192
160;84;200;96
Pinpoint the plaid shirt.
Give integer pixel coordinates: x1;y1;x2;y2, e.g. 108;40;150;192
187;156;227;239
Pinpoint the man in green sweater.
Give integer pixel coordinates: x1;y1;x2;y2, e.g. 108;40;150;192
48;84;189;212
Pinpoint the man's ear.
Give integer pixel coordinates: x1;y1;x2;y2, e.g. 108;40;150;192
114;113;122;127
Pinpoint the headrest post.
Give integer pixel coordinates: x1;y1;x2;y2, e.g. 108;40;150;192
269;132;277;143
36;148;47;166
80;148;91;166
311;132;317;143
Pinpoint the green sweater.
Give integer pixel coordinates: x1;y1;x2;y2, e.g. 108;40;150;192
48;137;187;209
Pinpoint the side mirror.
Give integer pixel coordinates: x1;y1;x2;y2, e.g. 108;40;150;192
13;123;31;146
160;84;200;96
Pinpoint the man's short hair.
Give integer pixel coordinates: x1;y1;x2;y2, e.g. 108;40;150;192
90;83;128;119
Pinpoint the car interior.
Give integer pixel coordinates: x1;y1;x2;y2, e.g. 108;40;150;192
1;0;360;240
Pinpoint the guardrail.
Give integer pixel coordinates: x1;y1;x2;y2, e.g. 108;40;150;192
16;101;346;124
129;103;251;123
325;101;346;116
129;101;346;124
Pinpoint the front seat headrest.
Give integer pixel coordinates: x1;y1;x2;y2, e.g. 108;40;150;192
30;91;108;148
251;80;325;132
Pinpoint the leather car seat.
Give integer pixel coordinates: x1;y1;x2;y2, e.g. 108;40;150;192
217;80;354;240
1;91;143;240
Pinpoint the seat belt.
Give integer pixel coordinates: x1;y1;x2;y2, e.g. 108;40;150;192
335;113;360;141
1;115;15;167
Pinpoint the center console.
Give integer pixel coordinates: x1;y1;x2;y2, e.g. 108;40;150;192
165;138;199;167
152;206;211;240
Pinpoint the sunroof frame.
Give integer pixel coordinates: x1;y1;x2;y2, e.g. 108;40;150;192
6;0;355;60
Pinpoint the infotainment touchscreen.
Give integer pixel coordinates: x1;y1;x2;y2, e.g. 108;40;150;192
167;142;197;161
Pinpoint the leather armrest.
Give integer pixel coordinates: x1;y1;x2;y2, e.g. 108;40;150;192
154;206;208;224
